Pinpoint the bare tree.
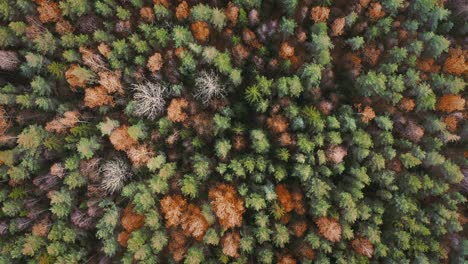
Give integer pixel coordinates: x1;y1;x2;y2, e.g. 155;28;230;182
100;158;132;194
0;51;20;71
194;70;226;104
131;81;167;120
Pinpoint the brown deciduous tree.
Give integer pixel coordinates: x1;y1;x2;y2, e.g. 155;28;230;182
331;17;346;36
121;203;145;232
315;217;342;242
279;42;295;59
37;1;61;23
160;195;187;228
109;125;138;151
175;1;190;20
147;52;164;73
275;184;295;213
368;3;385;20
167;98;189;122
310;7;330;22
444;47;467;76
191;21;210;42
398;97;415;112
352;237;374;258
225;2;239;25
208;183;245;229
140;7;155;22
84;86;114;108
267;114;289;133
180;204;209;240
436;94;465;113
221;231;240;258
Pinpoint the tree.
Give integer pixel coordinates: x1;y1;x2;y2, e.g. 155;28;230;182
208;183;245;229
194;70;225;104
315;217;342;242
250;129;270;154
100;158;132;194
0;50;19;71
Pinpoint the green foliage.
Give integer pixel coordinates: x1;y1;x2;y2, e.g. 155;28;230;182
76;137;101;159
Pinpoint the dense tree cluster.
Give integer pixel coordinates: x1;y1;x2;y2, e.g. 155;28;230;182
0;0;466;263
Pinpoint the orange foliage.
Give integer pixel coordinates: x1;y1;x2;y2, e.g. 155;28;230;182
55;19;74;35
417;58;441;73
140;7;155;22
267;114;289;133
181;204;209;240
221;231;240;258
360;105;376;123
278;254;297;264
310;6;330;22
168;230;187;262
99;71;124;94
0;107;10;136
84;86;114;108
121;203;145;232
233;135;246;151
298;243;316;260
278;132;293;146
352;237;374;258
368;3;385;20
208;183;245;229
292;191;305;215
126;144;155;168
109;125;138;151
118;231;130;247
147;52;163;73
37;1;61;23
443;115;459;132
191;21;210;42
291;220;308;237
45;111;80;133
32;216;49;237
315;217;342;242
225;2;239;25
232;44;250;64
279;42;295;59
167;98;189;123
242;29;261;48
444;48;467;76
331;17;346;36
50;163;65;178
436;94;465;113
65;64;88;88
276;184;295;213
98;43;111;58
398;97;415;112
160;195;187;228
175;1;190;21
363;46;381;66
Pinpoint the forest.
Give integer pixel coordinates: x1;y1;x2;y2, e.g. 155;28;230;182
0;0;466;263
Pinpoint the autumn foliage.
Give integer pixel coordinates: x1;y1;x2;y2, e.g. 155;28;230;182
436;94;465;113
315;217;342;242
208;183;245;229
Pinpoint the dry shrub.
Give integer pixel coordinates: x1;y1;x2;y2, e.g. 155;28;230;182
208;183;245;229
175;1;190;21
276;184;295;213
121;203;145;232
147;52;163;72
84;86;114;108
109;125;138;151
221;231;240;258
310;7;330;22
315;217;342;242
436;94;465;113
191;21;210;42
444;47;467;76
167;98;189;122
352;237;374;258
98;71;124;94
